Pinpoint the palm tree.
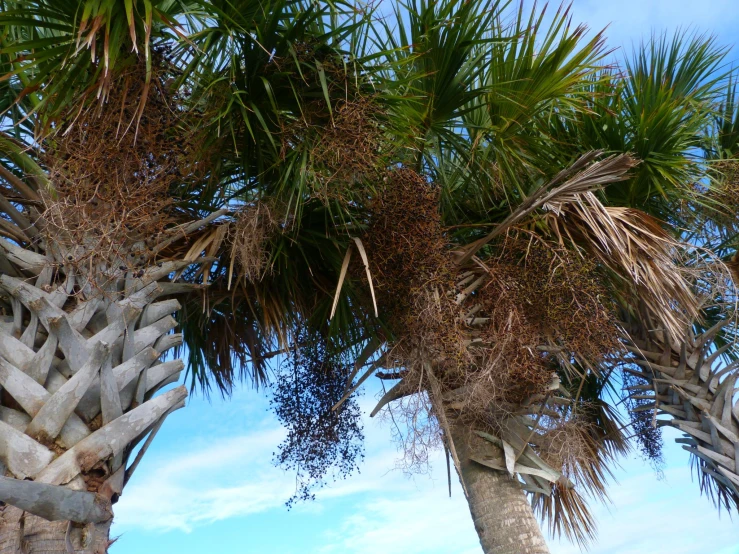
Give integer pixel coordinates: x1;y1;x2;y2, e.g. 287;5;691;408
235;4;739;552
0;1;737;553
0;0;365;549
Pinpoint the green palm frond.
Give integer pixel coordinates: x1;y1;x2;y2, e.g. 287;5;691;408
473;4;607;185
0;0;197;130
553;32;729;220
708;75;739;158
3;0;739;546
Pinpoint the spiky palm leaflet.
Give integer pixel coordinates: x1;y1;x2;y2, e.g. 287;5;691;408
229;8;739;553
176;4;739;552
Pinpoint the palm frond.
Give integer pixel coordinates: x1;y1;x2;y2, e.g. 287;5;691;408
0;0;196;130
546;194;702;342
456;152;637;264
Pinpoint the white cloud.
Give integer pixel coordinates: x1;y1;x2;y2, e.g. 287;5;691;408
114;428;295;532
114;385;739;553
316;456;739;554
113;415;438;535
114;404;739;554
318;484;480;554
115;413;737;553
549;465;739;554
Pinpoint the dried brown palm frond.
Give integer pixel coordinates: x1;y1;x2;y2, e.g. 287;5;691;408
539;417;615;494
535;483;597;546
546;193;703;342
456;152;638;266
532;402;628;547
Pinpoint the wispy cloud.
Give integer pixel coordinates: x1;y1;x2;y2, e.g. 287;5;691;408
114;399;739;554
114;418;437;535
114;428;295;532
550;464;739;554
317;485;480;554
114;414;739;554
316;459;739;554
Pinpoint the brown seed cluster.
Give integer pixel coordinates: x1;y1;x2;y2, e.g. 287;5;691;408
307;98;385;200
360;168;462;365
357;172;620;469
708;159;739;223
361;181;618;406
454;239;618;425
486;239;618;361
273;42;386;203
279;96;385;203
229;202;277;282
41;61;210;275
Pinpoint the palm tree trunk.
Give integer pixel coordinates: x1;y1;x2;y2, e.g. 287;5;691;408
625;317;739;505
0;509;111;553
448;421;550;554
0;234;199;551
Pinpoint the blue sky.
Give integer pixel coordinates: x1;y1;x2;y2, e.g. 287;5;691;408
113;2;739;553
112;384;739;554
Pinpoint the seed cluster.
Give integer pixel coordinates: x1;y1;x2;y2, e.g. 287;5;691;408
229;202;277;282
484;240;618;361
271;330;364;507
279;96;385;203
622;369;664;466
360;168;462;364
42;61;210;278
274;42;385;203
356;173;621;470
708;159;739;225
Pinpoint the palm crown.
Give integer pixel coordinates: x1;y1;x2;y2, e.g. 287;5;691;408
0;0;738;552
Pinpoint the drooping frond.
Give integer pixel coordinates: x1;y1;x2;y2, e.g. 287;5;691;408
0;0;198;132
546;193;703;342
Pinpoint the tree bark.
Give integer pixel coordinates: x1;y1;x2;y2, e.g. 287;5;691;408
624;318;739;507
0;248;194;552
0;507;111;554
449;422;550;554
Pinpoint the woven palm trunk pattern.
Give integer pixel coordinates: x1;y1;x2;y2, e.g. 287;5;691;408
0;239;189;552
626;319;739;505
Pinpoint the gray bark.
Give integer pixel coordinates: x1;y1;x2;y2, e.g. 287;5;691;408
0;117;231;553
449;422;550;554
0;264;190;551
0;506;111;554
625;317;739;504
